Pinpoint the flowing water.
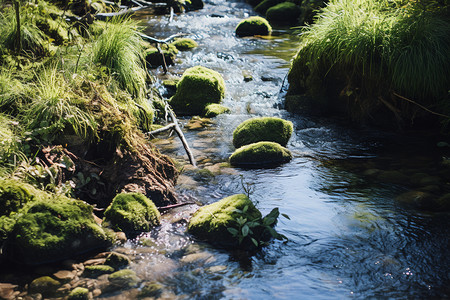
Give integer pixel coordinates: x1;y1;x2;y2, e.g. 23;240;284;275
110;1;450;299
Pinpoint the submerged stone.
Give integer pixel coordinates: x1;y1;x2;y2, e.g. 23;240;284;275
204;103;231;117
170;66;226;115
138;282;164;298
83;265;115;278
266;2;301;24
108;269;140;288
103;192;160;233
187;194;262;247
229;141;292;167
104;252;131;269
235;16;272;37
232;117;293;148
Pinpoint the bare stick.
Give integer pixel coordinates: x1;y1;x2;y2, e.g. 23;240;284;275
393;92;450;119
158;201;197;212
139;32;187;44
167;107;197;167
145;123;176;136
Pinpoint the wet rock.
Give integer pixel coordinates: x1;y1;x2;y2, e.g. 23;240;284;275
83;265;115;278
242;71;253;82
92;288;102;297
170;38;198;51
235;16;272;37
254;0;283;15
53;270;76;283
144;44;178;68
83;258;106;266
115;231;127;244
170;66;226;115
28;276;61;298
56;283;72;295
207;265;227;273
204;104;231;118
108;269;140;289
0;283;18;299
266;2;301;25
138;282;163;298
162;78;179;98
103;192;160;233
68;287;90;300
104;252;131;270
185;116;214;130
180;252;216;265
232;117;293;148
229;141;292;167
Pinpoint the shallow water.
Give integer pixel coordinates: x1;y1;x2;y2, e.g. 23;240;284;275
122;2;450;299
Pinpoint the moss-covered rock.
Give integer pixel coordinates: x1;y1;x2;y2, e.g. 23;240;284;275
138;282;164;298
145;44;178;68
229;141;292;167
266;2;301;24
204;103;231;117
4;197;114;265
28;276;61;297
0;179;42;217
108;269;140;288
188;194;262;246
171;38;198;51
254;0;283;15
235;16;272;37
104;252;131;269
83;265;115;278
170;66;226;115
232;117;293;148
68;287;90;300
103;193;160;233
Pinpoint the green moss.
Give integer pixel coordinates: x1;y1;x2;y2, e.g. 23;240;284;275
108;269;140;288
5;196;114;265
266;2;301;24
187;194;262;246
0;179;42;217
0;115;20;163
68;287;90;300
104;252;131;269
170;66;226;115
254;0;283;15
83;265;115;278
145;44;178;68
229;141;292;167
138;282;163;298
170;38;198;51
232;117;293;148
103;193;161;233
235;16;272;37
203;104;231;117
29;276;61;297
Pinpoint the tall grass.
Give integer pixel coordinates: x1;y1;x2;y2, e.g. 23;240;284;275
0;69;27;115
0;6;47;56
292;0;450;103
25;66;97;143
91;17;153;130
0;114;18;163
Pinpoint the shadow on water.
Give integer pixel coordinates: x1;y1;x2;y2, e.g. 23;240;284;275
127;1;450;299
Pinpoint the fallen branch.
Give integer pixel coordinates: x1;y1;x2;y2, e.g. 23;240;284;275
138;32;187;44
146;122;176;136
393;92;450;119
158;201;197;212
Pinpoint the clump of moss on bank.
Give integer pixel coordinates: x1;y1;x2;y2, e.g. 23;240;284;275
287;0;450;129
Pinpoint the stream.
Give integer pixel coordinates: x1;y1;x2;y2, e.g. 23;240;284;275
105;1;450;299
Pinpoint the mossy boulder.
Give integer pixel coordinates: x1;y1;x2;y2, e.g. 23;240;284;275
103;193;160;233
204;103;231;117
235;16;272;37
104;252;131;269
170;66;226;115
108;269;140;288
187;194;262;246
83;265;115;278
171;38;198;51
28;276;61;297
229;141;292;167
232;117;293;148
145;44;178;68
68;287;90;300
4;197;114;265
266;2;301;24
254;0;283;15
138;282;164;298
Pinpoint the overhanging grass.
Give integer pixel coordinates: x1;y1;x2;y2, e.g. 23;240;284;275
290;0;450;112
